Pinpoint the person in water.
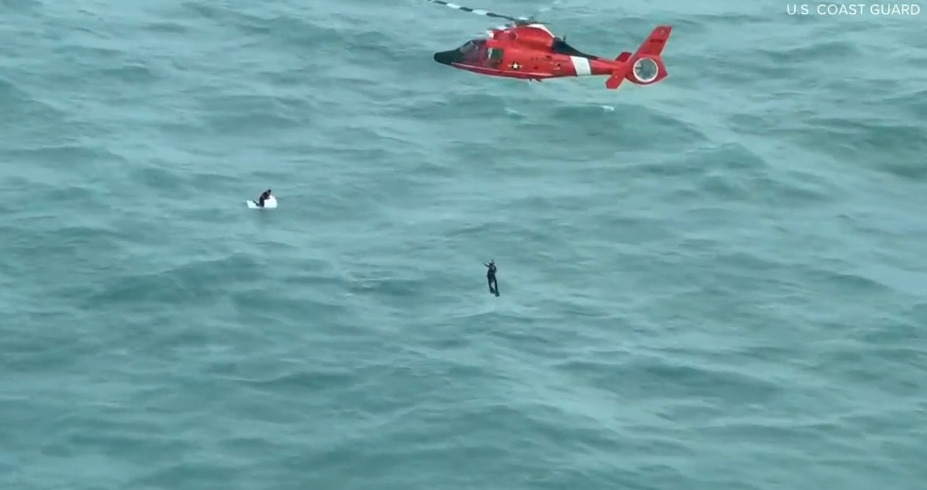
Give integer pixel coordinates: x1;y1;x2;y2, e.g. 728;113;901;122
485;259;498;296
256;189;272;207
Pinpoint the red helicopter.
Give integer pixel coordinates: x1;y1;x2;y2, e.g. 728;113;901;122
428;0;672;90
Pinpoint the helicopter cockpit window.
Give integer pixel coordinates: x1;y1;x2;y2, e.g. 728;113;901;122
459;40;484;54
488;48;503;60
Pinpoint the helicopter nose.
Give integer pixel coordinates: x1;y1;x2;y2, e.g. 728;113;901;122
433;49;462;66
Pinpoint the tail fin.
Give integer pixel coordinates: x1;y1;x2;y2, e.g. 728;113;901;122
605;25;671;90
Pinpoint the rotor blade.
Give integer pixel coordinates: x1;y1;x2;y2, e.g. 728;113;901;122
425;0;529;23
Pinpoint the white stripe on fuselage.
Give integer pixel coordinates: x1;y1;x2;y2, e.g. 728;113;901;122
570;56;591;76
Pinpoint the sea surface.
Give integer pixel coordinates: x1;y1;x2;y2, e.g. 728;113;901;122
1;0;926;489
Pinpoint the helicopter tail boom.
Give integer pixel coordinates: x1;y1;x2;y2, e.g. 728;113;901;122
605;25;672;89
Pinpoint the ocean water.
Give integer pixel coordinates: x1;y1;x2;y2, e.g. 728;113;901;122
1;0;926;488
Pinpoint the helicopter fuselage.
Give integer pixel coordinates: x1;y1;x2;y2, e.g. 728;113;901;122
432;23;672;90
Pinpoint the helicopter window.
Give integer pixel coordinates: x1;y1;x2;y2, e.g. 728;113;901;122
459;40;484;55
551;38;594;58
488;48;503;60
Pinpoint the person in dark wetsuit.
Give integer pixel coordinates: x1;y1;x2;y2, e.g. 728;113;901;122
484;260;498;296
255;189;272;207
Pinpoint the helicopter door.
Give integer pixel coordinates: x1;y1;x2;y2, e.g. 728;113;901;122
487;48;503;67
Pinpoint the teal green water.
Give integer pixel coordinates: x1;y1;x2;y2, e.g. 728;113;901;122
2;1;926;488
